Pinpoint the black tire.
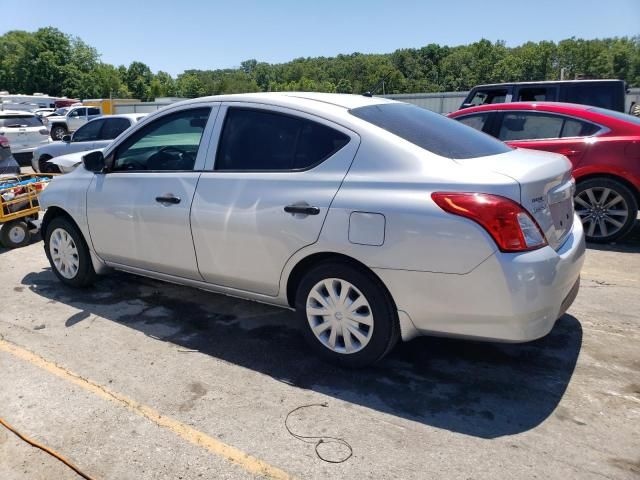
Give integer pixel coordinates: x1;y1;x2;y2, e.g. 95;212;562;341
50;124;67;140
0;220;31;248
295;261;399;368
38;155;60;174
44;216;96;287
575;178;638;243
631;103;640;118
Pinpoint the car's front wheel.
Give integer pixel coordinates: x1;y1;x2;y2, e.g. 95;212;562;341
295;262;399;368
575;178;638;243
44;216;96;287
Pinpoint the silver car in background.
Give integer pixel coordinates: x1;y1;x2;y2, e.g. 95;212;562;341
32;114;146;173
39;93;585;367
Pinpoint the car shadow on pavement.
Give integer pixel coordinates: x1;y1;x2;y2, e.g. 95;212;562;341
21;267;583;440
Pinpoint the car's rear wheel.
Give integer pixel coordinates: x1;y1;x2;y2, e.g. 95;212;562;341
50;125;67;140
575;178;638;243
0;220;31;248
44;216;96;287
295;262;399;368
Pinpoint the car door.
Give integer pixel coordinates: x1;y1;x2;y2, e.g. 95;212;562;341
67;108;86;131
495;111;599;167
190;104;359;296
86;104;218;279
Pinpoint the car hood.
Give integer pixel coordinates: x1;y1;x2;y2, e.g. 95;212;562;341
49;148;103;173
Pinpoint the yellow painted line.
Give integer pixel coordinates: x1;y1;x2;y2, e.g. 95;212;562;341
0;338;293;480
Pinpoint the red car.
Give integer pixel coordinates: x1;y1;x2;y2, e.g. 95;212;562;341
448;102;640;243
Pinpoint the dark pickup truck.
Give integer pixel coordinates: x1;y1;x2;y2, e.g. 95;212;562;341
460;80;629;113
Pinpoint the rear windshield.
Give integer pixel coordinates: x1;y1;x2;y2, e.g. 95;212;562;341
350;103;511;159
589;107;640;128
0;115;43;128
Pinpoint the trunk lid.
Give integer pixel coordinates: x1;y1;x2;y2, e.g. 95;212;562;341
455;148;575;250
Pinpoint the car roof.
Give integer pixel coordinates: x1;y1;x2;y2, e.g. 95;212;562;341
172;92;395;114
102;113;146;120
470;79;624;88
0;110;36;116
449;101;596;116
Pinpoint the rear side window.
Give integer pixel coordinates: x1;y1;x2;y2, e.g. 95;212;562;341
516;87;556;102
215;108;350;171
101;118;131;140
0;115;43;128
560;118;600;137
350;103;510;159
564;84;618;109
88;108;101;116
456;113;490;132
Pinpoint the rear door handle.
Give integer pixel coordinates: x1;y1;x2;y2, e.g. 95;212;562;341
284;204;320;215
155;194;181;205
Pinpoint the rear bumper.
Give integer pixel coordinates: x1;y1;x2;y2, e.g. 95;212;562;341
375;215;586;342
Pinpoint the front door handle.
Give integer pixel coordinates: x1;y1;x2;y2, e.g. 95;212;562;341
284;204;320;215
155;194;181;205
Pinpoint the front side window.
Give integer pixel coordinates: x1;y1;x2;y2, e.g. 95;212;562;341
215;108;350;171
351;103;510;159
467;89;508;106
73;119;104;142
499;112;600;141
68;108;85;118
499;112;564;141
100;118;132;140
111;107;210;172
456;113;490;132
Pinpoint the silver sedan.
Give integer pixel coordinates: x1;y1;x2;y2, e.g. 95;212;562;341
39;93;585;367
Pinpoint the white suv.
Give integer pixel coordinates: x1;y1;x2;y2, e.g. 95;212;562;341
0;110;50;162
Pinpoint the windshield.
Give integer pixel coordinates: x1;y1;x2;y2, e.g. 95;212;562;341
589;107;640;128
0;115;43;128
52;108;69;116
350;103;511;159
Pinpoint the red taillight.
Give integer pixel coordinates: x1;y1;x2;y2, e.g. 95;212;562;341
431;192;547;252
0;136;8;148
39;128;49;136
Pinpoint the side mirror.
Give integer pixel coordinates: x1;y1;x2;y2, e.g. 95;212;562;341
460;103;474;109
83;151;105;173
62;134;72;143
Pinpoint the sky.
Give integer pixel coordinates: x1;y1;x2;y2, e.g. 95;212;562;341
4;0;640;76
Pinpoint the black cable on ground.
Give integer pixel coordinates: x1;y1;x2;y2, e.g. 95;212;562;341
0;416;96;480
284;402;353;464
